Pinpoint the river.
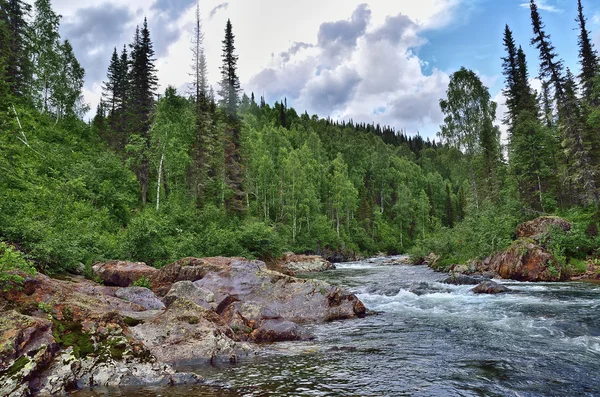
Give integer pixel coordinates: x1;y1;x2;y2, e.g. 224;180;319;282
76;257;600;396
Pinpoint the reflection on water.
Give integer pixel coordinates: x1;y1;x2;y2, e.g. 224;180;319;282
74;258;600;396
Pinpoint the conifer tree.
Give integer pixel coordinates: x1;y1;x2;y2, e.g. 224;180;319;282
576;0;597;101
2;0;31;98
128;18;158;205
103;47;120;114
218;19;244;214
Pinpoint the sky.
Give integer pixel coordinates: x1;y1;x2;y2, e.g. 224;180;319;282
31;0;600;139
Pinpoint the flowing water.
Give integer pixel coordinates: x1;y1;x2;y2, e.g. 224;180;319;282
76;257;600;396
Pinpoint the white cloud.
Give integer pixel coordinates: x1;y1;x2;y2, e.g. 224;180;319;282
519;0;562;14
26;0;462;134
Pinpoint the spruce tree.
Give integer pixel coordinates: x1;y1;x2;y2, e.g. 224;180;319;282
2;0;31;98
529;0;564;100
501;25;520;127
576;0;597;101
128;18;158;205
218;19;244;214
103;47;119;114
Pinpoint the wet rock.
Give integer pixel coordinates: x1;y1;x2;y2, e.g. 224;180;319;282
163;281;215;309
115;287;165;310
442;274;490;285
129;298;253;364
516;216;571;242
275;253;335;274
92;261;157;287
472;280;510;294
487;239;565;282
249;320;312;342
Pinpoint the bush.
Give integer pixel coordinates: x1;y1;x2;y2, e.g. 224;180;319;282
0;242;36;291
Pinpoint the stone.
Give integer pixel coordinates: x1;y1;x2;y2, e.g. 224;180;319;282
487;239;565;282
163;281;215;309
115;287;165;310
92;261;157;287
275;253;335;274
472;280;510;294
249;320;313;342
129;298;253;364
442;274;490;285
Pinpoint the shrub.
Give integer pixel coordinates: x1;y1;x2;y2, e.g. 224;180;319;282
0;242;36;291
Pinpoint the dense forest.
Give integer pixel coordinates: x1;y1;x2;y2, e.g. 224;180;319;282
1;0;600;279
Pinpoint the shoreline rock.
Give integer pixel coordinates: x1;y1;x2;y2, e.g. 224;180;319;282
1;256;366;395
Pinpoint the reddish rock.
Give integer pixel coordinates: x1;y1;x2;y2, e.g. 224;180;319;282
487;239;565;282
249;320;312;342
515;216;571;241
92;261;157;287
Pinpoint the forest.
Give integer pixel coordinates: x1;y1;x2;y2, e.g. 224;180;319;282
1;0;600;280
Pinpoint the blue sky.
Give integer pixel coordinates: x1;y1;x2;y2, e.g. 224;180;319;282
42;0;600;139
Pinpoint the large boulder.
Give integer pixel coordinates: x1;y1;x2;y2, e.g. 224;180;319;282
92;261;157;287
276;253;335;274
129;298;253;364
193;259;366;324
516;216;571;242
486;239;565;282
472;280;510;294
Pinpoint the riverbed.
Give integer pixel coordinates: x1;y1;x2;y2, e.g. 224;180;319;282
76;257;600;396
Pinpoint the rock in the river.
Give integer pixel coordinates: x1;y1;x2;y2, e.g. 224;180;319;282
486;239;565;282
249;319;312;342
472;280;510;294
115;287;165;310
442;274;490;285
92;261;157;287
515;216;571;242
275;253;335;274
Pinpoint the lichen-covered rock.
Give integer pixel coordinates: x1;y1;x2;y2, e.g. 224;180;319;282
163;281;215;309
115;287;165;310
129;298;253;364
276;253;335;274
515;216;571;242
92;261;157;287
486;239;565;282
472;280;510;294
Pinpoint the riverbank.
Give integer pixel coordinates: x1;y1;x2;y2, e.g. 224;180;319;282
0;257;364;396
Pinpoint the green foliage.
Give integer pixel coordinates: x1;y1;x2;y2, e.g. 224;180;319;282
0;242;36;291
132;276;151;289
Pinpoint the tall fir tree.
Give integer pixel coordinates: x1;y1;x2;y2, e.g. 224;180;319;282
219;19;244;214
103;47;120;114
128;18;158;205
2;0;31;99
576;0;597;102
